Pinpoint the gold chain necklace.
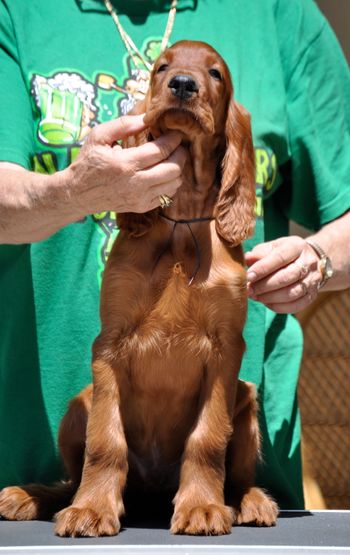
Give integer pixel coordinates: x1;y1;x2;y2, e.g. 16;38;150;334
103;0;177;101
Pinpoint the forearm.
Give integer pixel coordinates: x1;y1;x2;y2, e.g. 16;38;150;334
0;167;80;244
307;210;350;291
0;117;186;245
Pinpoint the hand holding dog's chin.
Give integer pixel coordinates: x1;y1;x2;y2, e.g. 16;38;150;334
245;236;321;314
63;114;186;219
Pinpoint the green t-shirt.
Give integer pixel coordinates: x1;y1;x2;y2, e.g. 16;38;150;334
0;0;349;508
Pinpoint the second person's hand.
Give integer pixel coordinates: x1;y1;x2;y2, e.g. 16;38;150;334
245;236;322;313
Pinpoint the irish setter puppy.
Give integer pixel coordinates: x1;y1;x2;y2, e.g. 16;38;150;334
0;41;278;536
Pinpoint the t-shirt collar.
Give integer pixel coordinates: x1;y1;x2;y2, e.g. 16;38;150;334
76;0;194;15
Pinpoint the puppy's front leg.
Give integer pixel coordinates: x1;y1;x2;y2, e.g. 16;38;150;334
55;358;127;537
171;353;238;536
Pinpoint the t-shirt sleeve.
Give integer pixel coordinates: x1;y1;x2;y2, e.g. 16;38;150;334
0;0;35;169
279;4;350;230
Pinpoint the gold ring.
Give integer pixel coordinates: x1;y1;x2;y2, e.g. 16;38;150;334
159;194;173;209
299;280;308;296
295;260;309;278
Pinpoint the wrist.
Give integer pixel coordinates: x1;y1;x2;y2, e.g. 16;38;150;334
0;167;86;244
45;166;87;224
305;238;333;290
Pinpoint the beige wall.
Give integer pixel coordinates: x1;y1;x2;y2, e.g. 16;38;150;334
316;0;350;62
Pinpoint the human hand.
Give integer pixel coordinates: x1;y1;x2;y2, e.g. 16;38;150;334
65;114;186;216
245;236;323;313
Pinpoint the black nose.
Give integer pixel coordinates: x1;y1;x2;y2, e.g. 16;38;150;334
168;75;199;100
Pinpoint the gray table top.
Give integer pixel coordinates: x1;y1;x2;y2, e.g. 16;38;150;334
0;511;349;555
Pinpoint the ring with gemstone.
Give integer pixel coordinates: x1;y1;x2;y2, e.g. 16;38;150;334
159;194;173;208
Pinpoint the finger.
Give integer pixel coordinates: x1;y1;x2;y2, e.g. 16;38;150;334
245;241;277;264
248;259;310;296
90;114;147;145
150;177;182;199
133;178;182;213
245;238;292;261
135;146;186;187
264;290;317;314
124;132;184;170
251;280;308;305
246;239;305;284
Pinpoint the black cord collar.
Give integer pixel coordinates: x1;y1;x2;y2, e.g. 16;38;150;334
155;213;214;285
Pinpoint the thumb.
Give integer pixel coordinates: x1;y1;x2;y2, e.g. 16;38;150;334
89;114;147;146
245;241;275;265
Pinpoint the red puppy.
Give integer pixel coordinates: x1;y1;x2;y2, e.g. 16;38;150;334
0;41;278;536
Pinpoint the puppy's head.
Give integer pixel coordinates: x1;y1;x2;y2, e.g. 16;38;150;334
119;40;256;245
144;40;232;141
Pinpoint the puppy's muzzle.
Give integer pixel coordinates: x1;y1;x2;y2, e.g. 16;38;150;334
168;75;199;100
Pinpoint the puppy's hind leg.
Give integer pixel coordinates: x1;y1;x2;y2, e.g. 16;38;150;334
0;385;91;521
226;380;279;527
58;384;92;488
0;482;75;521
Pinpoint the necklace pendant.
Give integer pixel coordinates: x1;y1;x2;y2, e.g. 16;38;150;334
126;67;152;108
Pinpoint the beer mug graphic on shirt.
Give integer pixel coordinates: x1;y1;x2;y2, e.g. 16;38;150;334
31;73;97;146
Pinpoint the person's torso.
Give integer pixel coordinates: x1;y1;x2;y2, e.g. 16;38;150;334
0;0;300;487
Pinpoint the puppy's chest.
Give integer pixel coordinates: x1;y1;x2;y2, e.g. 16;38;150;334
125;269;242;362
128;445;180;490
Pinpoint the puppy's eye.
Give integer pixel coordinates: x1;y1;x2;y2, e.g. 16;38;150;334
157;64;169;73
209;68;222;81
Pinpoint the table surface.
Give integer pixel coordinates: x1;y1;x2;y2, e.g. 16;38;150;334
0;511;349;555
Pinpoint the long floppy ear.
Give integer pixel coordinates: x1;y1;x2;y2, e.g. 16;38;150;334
117;95;159;237
214;101;256;246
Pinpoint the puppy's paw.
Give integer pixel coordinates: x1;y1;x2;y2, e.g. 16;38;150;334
234;487;278;527
171;503;233;535
0;486;39;521
54;506;121;537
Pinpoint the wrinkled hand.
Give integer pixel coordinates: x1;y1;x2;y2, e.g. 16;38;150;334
245;236;323;313
65;114;186;216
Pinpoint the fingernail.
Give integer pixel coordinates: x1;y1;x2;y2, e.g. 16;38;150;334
247;271;257;282
246;281;255;295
